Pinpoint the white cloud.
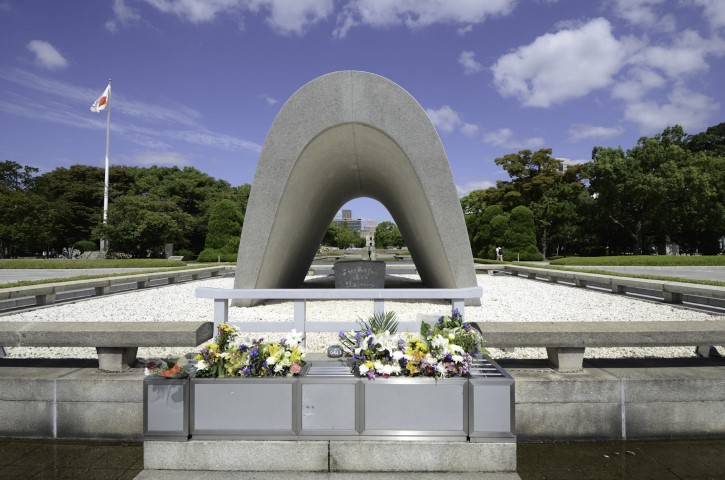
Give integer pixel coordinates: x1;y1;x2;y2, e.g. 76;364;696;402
256;0;334;35
693;0;725;30
491;18;626;107
611;67;666;101
260;93;278;105
630;30;725;79
125;151;193;167
457;24;473;36
425;105;461;134
458;50;484;74
610;0;676;31
568;124;624;142
624;86;719;133
26;40;68;71
141;0;333;35
457;179;495;196
0;68;262;153
333;0;516;38
106;0;142;32
483;128;545;150
461;123;480;137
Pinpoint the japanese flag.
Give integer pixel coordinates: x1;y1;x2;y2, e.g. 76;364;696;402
90;84;110;112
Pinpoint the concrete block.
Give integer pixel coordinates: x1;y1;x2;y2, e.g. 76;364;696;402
56;368;143;403
511;368;620;404
329;441;516;472
0;377;54;402
546;347;585;371
56;401;142;439
626;401;725;437
624;377;725;403
0;400;53;436
97;347;137;372
515;402;622;439
663;291;684;303
35;292;56;306
144;440;329;471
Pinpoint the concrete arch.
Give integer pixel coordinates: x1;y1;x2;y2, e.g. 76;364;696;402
234;71;478;305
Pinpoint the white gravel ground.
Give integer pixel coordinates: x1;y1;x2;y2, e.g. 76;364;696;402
2;274;722;361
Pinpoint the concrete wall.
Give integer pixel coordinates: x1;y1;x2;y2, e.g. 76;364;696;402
2;359;724;440
234;71;478;305
0;364;143;440
509;358;725;440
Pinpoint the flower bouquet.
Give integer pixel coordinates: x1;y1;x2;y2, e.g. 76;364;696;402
194;323;306;378
338;309;485;379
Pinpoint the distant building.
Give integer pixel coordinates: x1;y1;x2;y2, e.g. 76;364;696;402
334;210;362;231
556;158;580;173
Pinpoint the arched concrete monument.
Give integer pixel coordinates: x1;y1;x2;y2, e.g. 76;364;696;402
234;71;479;305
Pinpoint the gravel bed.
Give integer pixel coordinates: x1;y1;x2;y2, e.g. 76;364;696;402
1;274;721;362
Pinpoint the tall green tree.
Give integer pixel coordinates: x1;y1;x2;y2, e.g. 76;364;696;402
504;206;542;261
202;199;244;253
374;221;404;248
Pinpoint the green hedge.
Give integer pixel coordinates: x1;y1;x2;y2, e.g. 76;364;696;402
0;259;185;269
550;255;725;267
197;249;237;263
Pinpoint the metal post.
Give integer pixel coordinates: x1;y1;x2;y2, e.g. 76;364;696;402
294;299;306;346
373;299;384;315
214;299;228;331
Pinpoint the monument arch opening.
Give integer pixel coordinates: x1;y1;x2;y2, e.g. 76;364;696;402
235;71;479;305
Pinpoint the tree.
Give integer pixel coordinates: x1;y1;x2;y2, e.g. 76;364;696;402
586;125;725;254
97;195;192;257
322;222;341;247
0;160;38;191
685;122;725;157
335;221;364;249
0;161;55;257
374;221;404;248
493;148;561;210
504;206;542;261
203;199;244;252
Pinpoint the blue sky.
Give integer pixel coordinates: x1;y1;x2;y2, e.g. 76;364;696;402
1;0;723;223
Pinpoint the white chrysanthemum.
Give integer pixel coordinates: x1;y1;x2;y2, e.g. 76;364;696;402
274;363;284;373
381;364;394;375
195;359;208;371
266;356;276;365
436;363;447;374
392;364;402;375
359;364;369;375
449;344;464;354
452;354;463;363
432;335;449;349
392;350;404;360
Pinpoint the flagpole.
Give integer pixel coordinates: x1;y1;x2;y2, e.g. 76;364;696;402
101;78;111;253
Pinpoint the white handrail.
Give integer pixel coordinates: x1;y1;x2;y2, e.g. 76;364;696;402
195;286;483;335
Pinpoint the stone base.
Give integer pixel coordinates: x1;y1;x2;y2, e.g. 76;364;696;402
134;471;522;479
144;439;517;473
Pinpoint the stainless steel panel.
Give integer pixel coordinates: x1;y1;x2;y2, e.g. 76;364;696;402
143;377;189;439
301;383;356;431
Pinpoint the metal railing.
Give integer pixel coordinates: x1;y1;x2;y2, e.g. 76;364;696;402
195;286;483;334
